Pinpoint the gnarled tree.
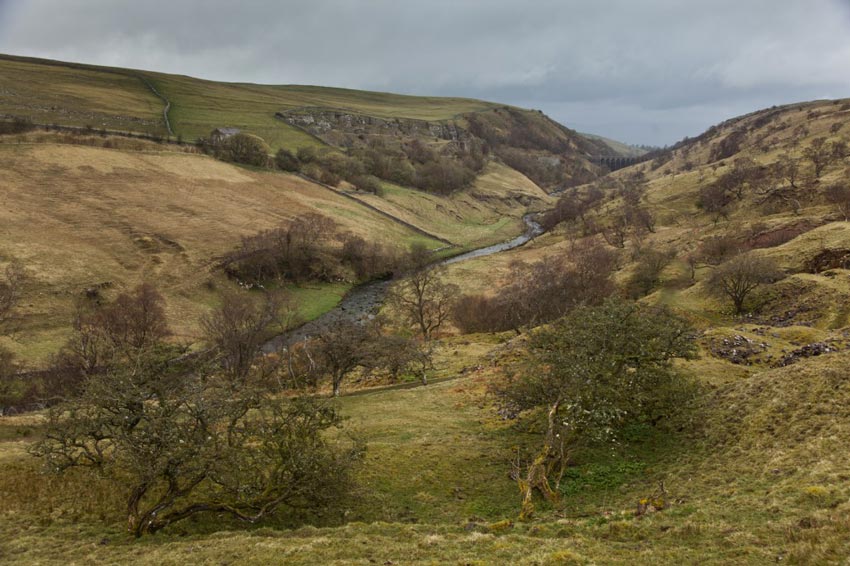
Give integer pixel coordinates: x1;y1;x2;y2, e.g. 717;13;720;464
495;299;697;519
0;261;24;329
706;253;783;314
201;290;294;385
33;321;358;536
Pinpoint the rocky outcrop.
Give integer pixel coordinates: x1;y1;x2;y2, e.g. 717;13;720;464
708;334;769;365
778;342;839;367
276;108;472;145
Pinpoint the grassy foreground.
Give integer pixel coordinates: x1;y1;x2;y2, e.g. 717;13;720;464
4;339;850;564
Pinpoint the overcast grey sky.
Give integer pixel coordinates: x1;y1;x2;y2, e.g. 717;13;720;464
1;0;849;145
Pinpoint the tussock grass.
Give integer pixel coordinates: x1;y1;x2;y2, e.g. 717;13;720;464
5;340;850;563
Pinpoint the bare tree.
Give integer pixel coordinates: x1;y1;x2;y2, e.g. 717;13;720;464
825;183;850;221
0;261;25;330
776;153;801;190
697;182;733;223
0;262;23;410
105;283;170;351
453;239;618;334
201;291;294;385
361;325;433;385
696;234;742;266
803;137;834;180
313;319;371;396
625;248;674;298
706;254;783;314
602;211;629;248
387;263;458;342
0;346;18;410
626;204;656;234
59;283;170;376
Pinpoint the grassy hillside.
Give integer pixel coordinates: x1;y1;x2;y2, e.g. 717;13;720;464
580;131;649;158
0;53;499;151
0;53;616;193
0;134;449;362
0;55;165;134
152;73;499;150
350;162;554;248
0;55;578;366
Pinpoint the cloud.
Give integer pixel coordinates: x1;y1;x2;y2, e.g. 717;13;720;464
1;0;849;144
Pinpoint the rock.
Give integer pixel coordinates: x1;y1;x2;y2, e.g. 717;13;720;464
708;334;768;365
777;342;838;367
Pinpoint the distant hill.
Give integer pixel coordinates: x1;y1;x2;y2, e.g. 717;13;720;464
579;131;649;158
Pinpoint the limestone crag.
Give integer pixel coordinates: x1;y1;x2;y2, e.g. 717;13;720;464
276;108;472;146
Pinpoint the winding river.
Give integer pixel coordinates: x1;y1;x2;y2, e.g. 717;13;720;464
263;214;543;351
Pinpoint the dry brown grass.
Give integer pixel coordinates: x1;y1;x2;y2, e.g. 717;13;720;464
0;140;443;361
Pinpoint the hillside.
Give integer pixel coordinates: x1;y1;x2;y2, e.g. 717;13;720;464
0;54;616;186
0;130;559;364
580;131;649;158
0;53;597;364
427;97;850;561
0;54;494;146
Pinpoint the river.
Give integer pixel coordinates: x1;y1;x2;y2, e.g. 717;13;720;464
263;214;543;351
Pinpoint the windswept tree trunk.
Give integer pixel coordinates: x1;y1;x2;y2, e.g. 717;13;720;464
127;483;150;537
517;401;563;520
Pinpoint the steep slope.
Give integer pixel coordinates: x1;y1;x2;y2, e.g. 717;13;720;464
349;162;554;248
580;131;650;157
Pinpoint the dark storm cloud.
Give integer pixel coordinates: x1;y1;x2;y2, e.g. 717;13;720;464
1;0;849;145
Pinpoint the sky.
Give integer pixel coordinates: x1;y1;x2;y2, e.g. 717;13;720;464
1;0;849;145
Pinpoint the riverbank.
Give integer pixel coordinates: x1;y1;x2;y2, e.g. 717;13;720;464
263;214;543;351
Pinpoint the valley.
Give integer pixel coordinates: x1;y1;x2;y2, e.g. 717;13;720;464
1;53;850;565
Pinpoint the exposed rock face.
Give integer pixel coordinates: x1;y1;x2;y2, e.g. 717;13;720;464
808;249;850;273
275;105;608;190
276;108;472;146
